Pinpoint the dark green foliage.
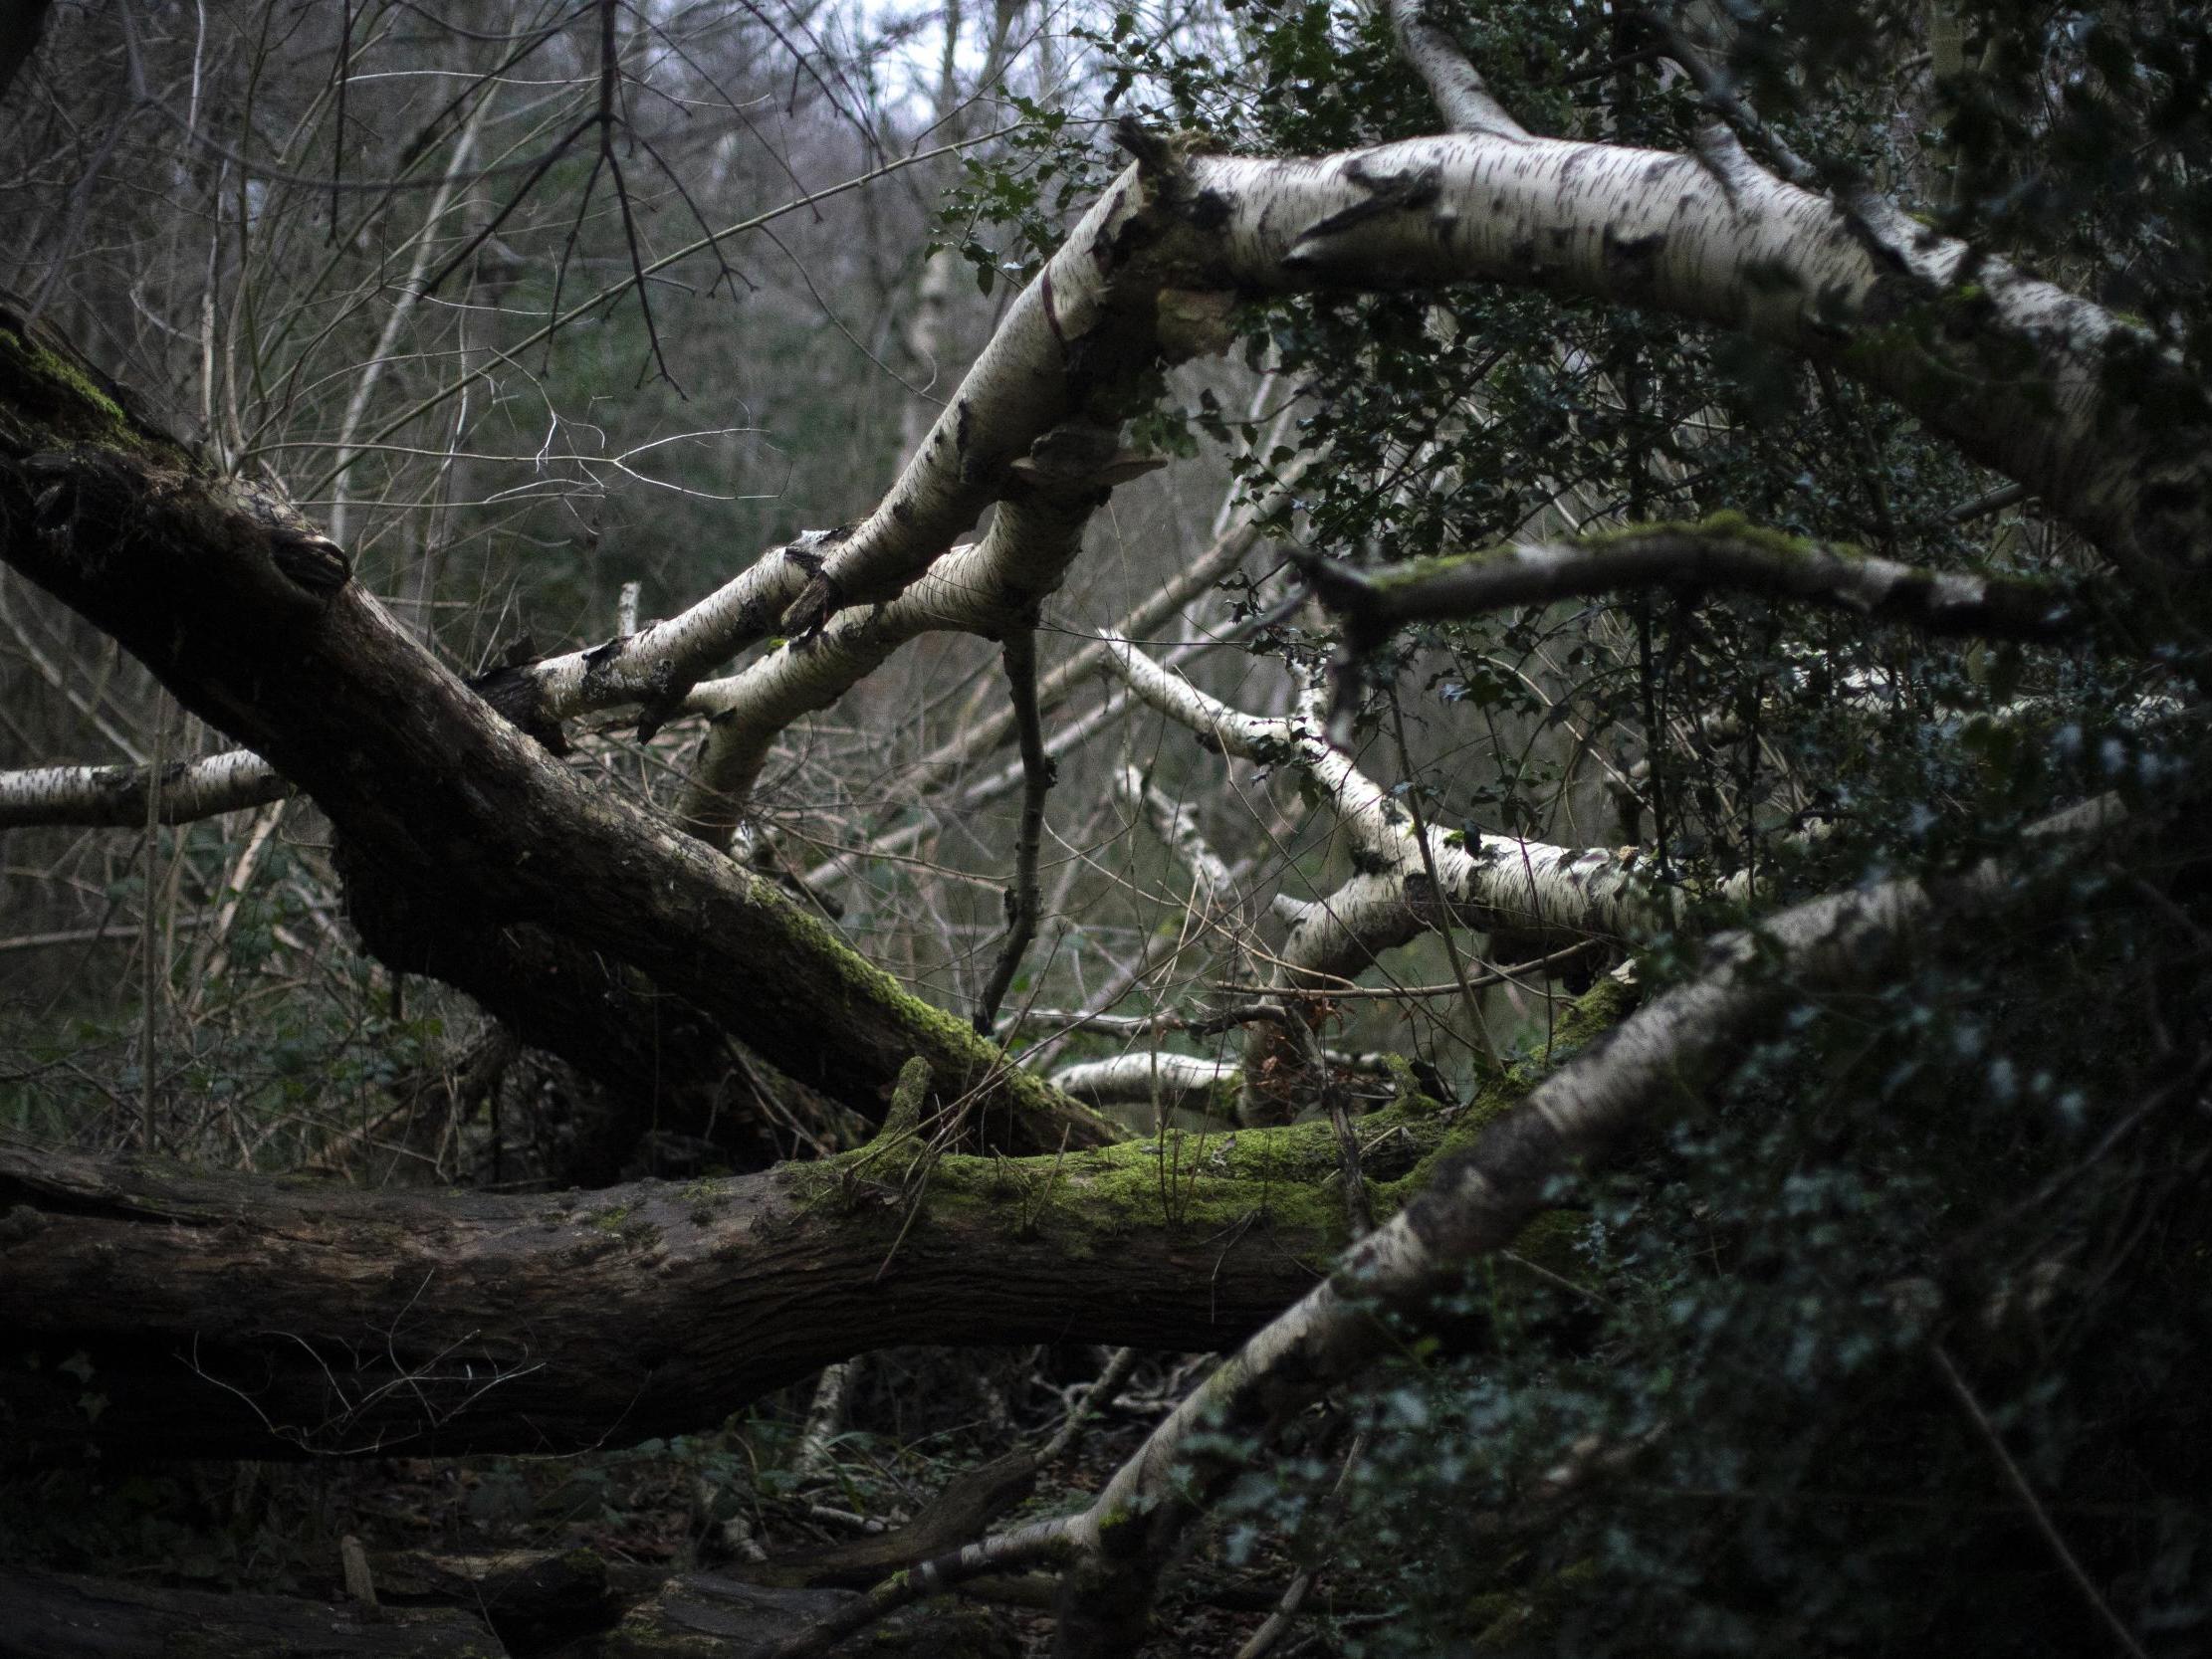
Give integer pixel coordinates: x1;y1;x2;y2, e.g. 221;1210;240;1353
1007;2;2212;1651
1221;866;2212;1654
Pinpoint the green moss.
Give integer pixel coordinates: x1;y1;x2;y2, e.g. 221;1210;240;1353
1382;1052;1447;1115
0;321;145;453
1468;1591;1526;1648
789;982;1638;1268
791;1102;1449;1260
768;898;1114;1146
1496;1207;1593;1286
1368;512;1863;598
678;1178;728;1227
1519;974;1636;1074
1375;978;1637;1212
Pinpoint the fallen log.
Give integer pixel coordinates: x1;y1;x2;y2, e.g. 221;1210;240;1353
0;1566;506;1659
0;1088;1489;1459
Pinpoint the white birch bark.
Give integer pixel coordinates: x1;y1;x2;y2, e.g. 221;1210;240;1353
672;426;1156;838
1104;637;1662;958
517;155;1153;735
1116;763;1236;906
29;118;2178;836
0;749;286;829
1049;1051;1235;1112
1384;0;1528;139
1321;523;2080;645
905;471;1293;785
1180;133;2188;576
1102;635;1660;1120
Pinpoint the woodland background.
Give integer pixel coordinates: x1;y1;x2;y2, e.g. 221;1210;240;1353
1;1;2208;1656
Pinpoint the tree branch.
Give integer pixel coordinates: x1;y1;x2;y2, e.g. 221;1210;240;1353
973;623;1051;1033
1041;837;2103;1646
1385;0;1528;140
1306;518;2083;653
0;308;1111;1154
0;748;288;828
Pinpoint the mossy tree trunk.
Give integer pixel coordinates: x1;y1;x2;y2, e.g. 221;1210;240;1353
0;1091;1505;1461
0;302;1113;1161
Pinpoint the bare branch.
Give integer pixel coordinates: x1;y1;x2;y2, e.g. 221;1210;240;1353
0;749;288;829
973;623;1052;1034
1385;0;1528;139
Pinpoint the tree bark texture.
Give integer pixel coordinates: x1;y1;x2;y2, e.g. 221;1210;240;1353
14;112;2186;837
1181;134;2203;600
0;307;1112;1156
0;1091;1473;1459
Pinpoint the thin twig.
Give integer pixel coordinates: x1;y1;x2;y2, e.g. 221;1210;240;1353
762;1516;1077;1659
1207;939;1603;1000
1234;1431;1368;1659
974;624;1051;1033
1931;1343;2150;1659
1389;694;1500;1067
1039;1347;1140;1465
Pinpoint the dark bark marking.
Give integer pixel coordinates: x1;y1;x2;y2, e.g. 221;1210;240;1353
1190;188;1230;231
1041;267;1066;347
1603;224;1667;289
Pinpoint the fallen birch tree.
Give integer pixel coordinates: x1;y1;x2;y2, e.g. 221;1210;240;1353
1;1;2206;1654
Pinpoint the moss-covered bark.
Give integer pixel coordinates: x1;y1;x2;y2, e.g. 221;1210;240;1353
0;305;1113;1157
0;996;1623;1461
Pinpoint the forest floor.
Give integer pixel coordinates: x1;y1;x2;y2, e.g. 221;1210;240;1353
0;1343;1356;1657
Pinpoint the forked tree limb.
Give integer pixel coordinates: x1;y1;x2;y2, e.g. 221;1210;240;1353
675;427;1148;840
1105;637;1665;956
0;308;1111;1153
12;95;2186;834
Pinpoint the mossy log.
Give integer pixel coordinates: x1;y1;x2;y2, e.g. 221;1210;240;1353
0;1077;1593;1460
